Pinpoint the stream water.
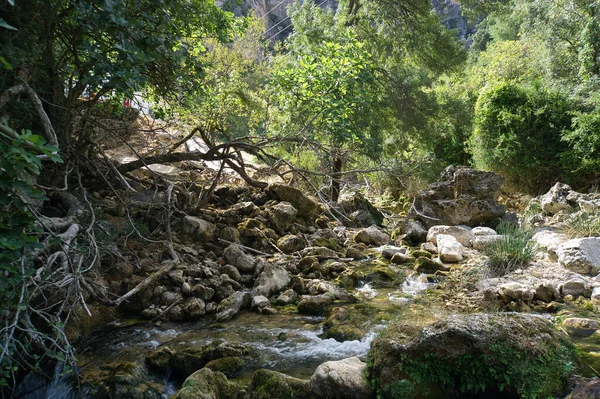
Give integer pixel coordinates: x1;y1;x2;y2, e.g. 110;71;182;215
16;275;435;398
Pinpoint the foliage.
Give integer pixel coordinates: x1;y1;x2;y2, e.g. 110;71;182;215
482;222;535;277
562;95;600;177
0;130;63;389
471;81;572;193
562;206;600;239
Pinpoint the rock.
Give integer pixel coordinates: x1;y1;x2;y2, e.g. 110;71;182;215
390;252;416;264
436;234;464;263
298;293;334;315
146;347;174;374
172;368;244;399
566;377;600;399
532;229;570;255
172;340;252;378
215;226;240;243
310;357;373;399
472;235;502;250
337;192;384;227
300;246;339;259
267;201;298;234
409;165;506;229
381;246;406;259
161;291;184;306
498;282;535;303
220;265;242;282
182;216;216;242
592;287;600;306
248;369;311;399
191;284;214;301
215;291;251;322
267;183;318;219
251;295;270;309
354;225;390;246
181;282;192;296
369;313;578;399
224;244;256;273
405;220;428;244
560;278;591;298
277;235;306;254
168;269;185;285
204;356;248;377
253;263;291;297
345;244;369;260
415;257;448;274
420;242;438;254
79;361;164;399
471;226;497;236
275;289;298;305
540;182;574;215
183;298;206;319
563;318;599;337
534;281;558;302
427;225;474;247
557;237;600;275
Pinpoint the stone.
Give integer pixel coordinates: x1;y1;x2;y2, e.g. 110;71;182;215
436;234;464;263
300;246;339;259
191;284;214;302
298;293;334;315
181;282;192;296
267;201;298;234
540;182;574;215
204;356;248;378
427;225;474;247
404;220;428;244
390;252;416;264
220;265;242;282
277;235;306;254
310;357;373;399
560;279;591;298
557;237;600;275
534;281;558;302
532;229;570;255
415;257;448;274
267;183;318;219
248;369;311;399
172;368;243;399
182;216;216;242
354;225;390;246
182;298;207;319
471;226;497;236
252;263;291;297
409;165;506;229
251;295;270;309
215;291;251;322
275;289;298;305
337;192;384;227
566;377;600;399
369;313;577;399
498;282;535;303
420;242;438;254
563;318;600;337
381;246;406;259
472;235;502;250
224;244;256;273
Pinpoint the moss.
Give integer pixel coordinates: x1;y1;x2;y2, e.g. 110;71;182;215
313;237;340;250
322;324;364;342
248;369;311;399
410;249;432;259
204;356;248;377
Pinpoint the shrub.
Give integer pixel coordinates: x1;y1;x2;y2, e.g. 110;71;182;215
482;222;535;277
562;206;600;238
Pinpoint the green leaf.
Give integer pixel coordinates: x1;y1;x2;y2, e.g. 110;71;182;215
0;18;17;30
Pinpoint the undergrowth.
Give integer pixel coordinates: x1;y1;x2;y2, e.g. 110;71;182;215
482;222;535;277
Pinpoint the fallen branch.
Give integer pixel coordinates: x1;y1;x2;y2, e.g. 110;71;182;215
217;238;270;256
24;83;59;148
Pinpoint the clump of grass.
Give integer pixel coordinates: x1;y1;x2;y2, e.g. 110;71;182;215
483;222;535;277
562;206;600;238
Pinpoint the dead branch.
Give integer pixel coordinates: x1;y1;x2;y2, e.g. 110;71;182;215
23;83;59;148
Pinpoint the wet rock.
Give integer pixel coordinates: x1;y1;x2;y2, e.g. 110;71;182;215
563;318;599;337
310;357;373;399
248;369;311;399
267;183;318;219
354;225;390;246
81;361;165;399
172;368;245;399
409;165;506;229
220;265;242;282
414;257;448;274
181;282;192;296
369;313;577;399
390;252;416;264
253;263;291;297
427;225;473;247
146;347;174;374
183;298;206;319
345;244;369;260
204;356;248;377
437;234;464;263
566;377;600;399
215;291;251;322
173;340;252;378
298;293;334;315
277;234;306;254
224;244;256;273
540;182;574;215
182;216;216;242
267;201;298;234
275;289;298;305
251;295;270;309
498;282;535;303
557;237;600;275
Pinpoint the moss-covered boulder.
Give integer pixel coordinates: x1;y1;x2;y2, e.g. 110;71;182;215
414;257;448;274
369;313;579;399
248;369;311;399
169;340;253;378
81;361;165;399
172;368;246;399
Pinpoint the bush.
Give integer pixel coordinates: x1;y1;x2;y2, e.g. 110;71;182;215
562;206;600;238
471;81;572;194
482;222;535;277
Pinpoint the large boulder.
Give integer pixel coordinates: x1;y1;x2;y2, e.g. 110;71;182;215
182;216;216;242
557;237;600;275
436;234;464;263
409;165;506;229
369;313;578;399
248;369;311;399
172;368;245;399
540;182;575;215
310;357;374;399
427;225;473;247
215;291;251;322
354;225;390;246
224;244;256;273
267;183;319;219
337;192;384;227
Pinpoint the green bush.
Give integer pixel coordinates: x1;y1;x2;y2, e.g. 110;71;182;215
482;222;535;277
470;81;572;194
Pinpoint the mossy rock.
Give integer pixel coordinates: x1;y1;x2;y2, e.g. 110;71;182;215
172;340;253;378
313;237;340;251
322;324;365;342
145;347;174;374
172;368;246;399
204;356;248;377
410;249;432;259
414;257;448;274
298;293;334;316
248;369;311;399
369;313;579;399
82;361;165;399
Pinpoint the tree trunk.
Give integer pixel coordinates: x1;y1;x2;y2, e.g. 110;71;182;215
331;155;343;204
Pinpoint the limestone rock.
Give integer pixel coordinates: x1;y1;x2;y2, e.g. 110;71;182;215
415;257;448;274
275;289;298;305
427;225;474;247
563;318;599;337
337;192;384;227
252;263;291;297
248;369;311;399
531;229;570;254
381;246;406;259
390;252;416;264
172;368;244;399
224;244;256;273
277;235;306;254
498;282;535;303
534;281;558;302
540;182;574;215
471;226;497;236
251;295;270;309
436;234;464;263
354;225;390;246
557;237;600;275
409;165;506;229
183;298;206;319
298;293;334;315
220;265;242;282
566;377;600;399
310;357;373;399
182;216;216;242
404;220;428;244
472;235;502;250
267;201;298;234
267;183;318;219
560;279;591;298
215;291;251;322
